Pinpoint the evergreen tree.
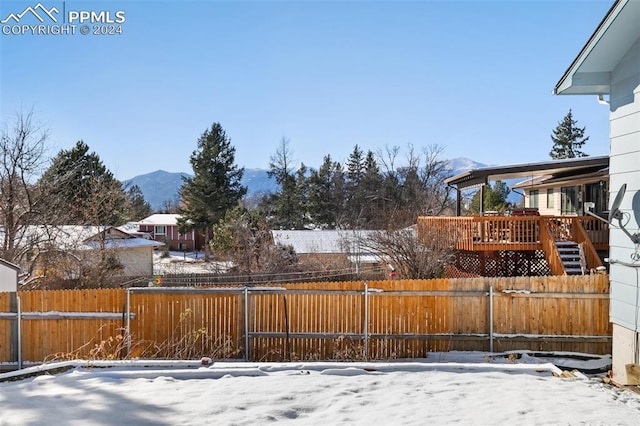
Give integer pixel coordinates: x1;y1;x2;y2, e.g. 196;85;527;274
307;155;343;228
468;181;511;214
266;138;307;229
40;140;127;225
331;161;346;226
344;145;366;227
178;123;247;258
346;145;365;184
125;184;152;220
293;163;309;227
360;150;383;228
549;109;589;159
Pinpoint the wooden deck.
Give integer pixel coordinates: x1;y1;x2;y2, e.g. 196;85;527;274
417;215;609;274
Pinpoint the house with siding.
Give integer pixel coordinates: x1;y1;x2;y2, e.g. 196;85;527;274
137;214;204;251
0;259;19;292
421;156;611;278
554;0;640;385
27;226;164;280
446;155;609;216
511;161;609;217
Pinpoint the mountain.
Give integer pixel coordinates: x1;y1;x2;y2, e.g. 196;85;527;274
123;169;277;211
124;158;514;212
242;169;279;196
446;158;522;203
124;170;187;211
447;158;489;176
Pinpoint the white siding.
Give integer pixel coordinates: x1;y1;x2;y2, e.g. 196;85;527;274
534;189;561;216
608;35;640;332
0;262;18;292
523;187;577;216
116;247;154;276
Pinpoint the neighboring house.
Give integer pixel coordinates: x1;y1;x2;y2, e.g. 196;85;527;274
272;230;382;267
511;164;609;217
0;259;19;292
420;156;611;278
446;155;609;216
27;225;163;279
82;227;164;277
554;0;640;385
137;214;204;251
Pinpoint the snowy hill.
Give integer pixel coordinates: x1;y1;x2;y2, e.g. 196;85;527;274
124;170;187;211
124;158;517;212
447;158;488;176
124;169;277;211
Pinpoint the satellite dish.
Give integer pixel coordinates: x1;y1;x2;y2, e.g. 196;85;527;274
589;182;640;244
585;183;626;226
609;183;626;223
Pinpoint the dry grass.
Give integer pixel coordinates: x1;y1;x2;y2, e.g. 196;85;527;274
45;310;240;362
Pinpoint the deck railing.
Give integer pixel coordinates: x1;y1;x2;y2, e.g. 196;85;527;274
539;219;566;275
417;216;608;271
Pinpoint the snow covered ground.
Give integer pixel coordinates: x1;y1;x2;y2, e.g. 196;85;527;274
1;352;639;425
153;251;232;275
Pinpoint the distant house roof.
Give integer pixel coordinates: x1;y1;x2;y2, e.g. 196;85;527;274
554;0;640;96
272;230;377;255
83;237;163;250
445;156;609;190
23;225;164;251
138;214;181;226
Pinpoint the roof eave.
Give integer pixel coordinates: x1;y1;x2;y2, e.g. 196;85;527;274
554;0;633;96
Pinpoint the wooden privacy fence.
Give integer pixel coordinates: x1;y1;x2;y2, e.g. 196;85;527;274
0;275;611;367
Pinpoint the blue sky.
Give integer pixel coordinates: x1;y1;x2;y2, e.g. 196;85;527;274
1;0;613;181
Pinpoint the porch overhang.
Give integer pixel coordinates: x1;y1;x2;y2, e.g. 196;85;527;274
446;156;609;190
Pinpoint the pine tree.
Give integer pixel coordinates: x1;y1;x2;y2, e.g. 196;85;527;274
307;155;344;228
549;109;589;159
178;123;247;257
125;185;152;220
266;138;307;229
344;145;365;227
360;150;383;228
468;181;511;214
40;140;127;225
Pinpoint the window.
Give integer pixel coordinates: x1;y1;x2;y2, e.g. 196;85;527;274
546;189;554;209
154;225;166;235
585;181;607;214
529;190;539;208
561;186;578;214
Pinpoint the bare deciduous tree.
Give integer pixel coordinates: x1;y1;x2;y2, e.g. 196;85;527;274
0;108;49;265
363;226;454;279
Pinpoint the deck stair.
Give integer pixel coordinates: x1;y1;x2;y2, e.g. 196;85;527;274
555;241;586;275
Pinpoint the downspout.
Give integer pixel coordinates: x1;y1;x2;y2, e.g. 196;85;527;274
596;94;609;105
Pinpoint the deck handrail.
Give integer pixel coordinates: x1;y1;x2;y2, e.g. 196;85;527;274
417;215;608;252
572;220;604;270
540;219;566;275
